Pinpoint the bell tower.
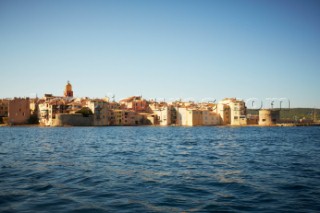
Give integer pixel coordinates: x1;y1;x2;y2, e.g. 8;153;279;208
64;81;74;98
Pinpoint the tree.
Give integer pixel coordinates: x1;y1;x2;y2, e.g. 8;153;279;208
76;107;93;117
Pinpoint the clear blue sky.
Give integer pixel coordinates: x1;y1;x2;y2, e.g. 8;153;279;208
0;0;319;108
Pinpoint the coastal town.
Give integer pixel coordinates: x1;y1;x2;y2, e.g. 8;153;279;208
0;82;317;127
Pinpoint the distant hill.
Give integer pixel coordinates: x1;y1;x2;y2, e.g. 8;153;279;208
247;108;320;120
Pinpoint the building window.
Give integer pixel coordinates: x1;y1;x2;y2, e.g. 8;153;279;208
262;119;266;122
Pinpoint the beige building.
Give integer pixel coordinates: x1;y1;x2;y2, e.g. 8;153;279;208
259;109;280;126
217;103;230;125
149;102;173;126
175;107;202;126
202;110;220;126
8;98;31;125
112;109;140;125
29;98;39;115
218;98;247;125
154;106;172;126
86;99;110;126
38;98;63;126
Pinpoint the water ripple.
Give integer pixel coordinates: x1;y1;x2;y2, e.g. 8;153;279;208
0;126;320;212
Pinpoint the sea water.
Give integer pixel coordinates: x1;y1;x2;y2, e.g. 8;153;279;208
0;126;320;212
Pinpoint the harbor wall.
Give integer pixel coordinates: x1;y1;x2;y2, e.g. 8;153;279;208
53;113;93;126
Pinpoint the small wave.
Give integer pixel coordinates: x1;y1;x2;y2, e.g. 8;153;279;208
279;183;312;191
70;207;107;213
26;183;54;192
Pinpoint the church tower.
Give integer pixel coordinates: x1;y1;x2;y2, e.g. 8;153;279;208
64;81;74;98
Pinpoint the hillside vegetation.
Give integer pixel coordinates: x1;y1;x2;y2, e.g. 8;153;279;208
247;108;320;120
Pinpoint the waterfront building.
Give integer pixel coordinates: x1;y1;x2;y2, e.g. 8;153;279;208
38;98;64;126
112;109;140;125
247;114;259;125
202;110;220;126
86;99;110;126
154;106;172;126
29;98;39;115
149;102;173;126
8;98;31;125
259;109;280;126
175;106;203;126
217;103;231;125
218;98;247;125
186;108;203;126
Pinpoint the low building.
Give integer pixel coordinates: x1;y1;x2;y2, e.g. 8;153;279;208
53;113;93;126
259;109;280;126
247;114;259;125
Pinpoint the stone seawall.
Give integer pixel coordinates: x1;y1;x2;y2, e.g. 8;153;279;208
53;113;93;126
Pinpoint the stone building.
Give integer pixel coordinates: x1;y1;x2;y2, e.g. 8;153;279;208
218;98;247;125
8;98;31;125
259;109;280;126
202;110;220;126
175;107;203;126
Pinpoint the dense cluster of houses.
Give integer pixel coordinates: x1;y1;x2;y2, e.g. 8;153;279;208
0;82;282;127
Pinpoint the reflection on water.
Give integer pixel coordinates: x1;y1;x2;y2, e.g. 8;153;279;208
0;126;320;212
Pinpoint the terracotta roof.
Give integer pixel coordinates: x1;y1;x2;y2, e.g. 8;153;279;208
120;96;142;102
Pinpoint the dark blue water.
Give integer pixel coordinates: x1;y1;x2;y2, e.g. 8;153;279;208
0;126;320;212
